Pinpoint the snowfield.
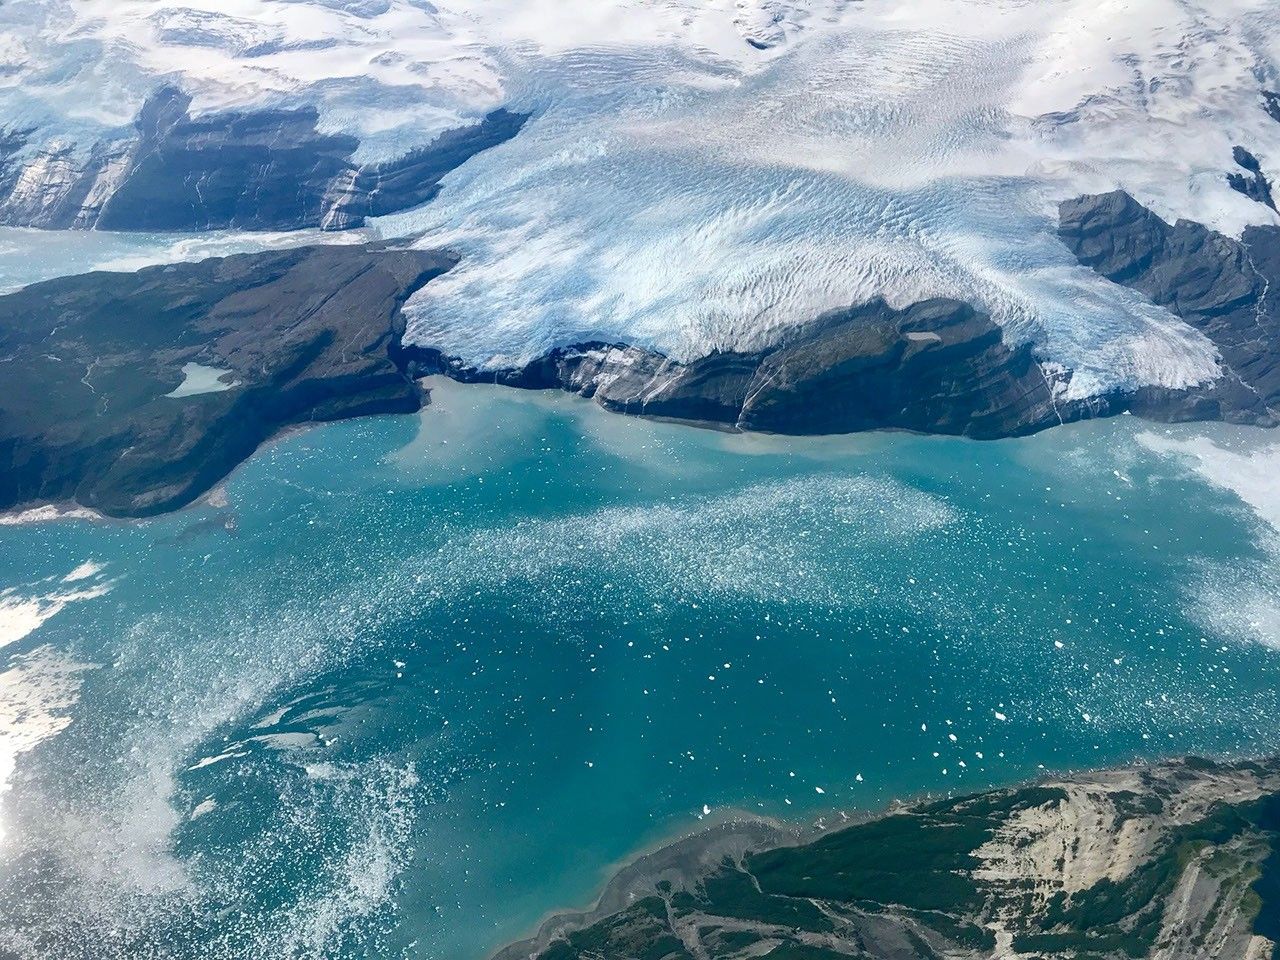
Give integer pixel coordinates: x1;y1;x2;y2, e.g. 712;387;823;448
3;0;1280;397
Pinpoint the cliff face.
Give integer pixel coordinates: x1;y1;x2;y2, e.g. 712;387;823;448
416;298;1067;440
0;244;454;517
0;88;527;232
496;759;1280;960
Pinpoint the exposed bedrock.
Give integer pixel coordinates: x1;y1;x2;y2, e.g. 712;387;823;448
1228;146;1277;211
0;244;454;517
1058;189;1280;425
494;758;1280;960
0;87;528;231
410;298;1071;439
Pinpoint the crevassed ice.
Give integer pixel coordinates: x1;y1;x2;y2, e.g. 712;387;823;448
5;0;1280;395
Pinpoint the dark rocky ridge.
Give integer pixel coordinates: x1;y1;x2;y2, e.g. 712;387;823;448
409;298;1070;439
495;759;1280;960
0;244;453;517
0;87;528;231
1059;189;1280;425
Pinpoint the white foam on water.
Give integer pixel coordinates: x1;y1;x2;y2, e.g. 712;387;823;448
1137;430;1280;650
62;561;105;583
1137;431;1280;536
0;576;113;649
418;474;958;614
0;503;102;526
0;645;96;844
265;761;421;959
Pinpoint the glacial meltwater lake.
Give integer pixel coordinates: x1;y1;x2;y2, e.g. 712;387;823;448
3;377;1280;959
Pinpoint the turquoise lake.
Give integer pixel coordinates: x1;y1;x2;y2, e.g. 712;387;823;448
2;378;1280;959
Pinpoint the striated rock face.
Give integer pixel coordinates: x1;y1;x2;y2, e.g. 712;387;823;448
414;298;1069;439
496;758;1280;960
1059;190;1280;425
0;244;454;517
0;88;528;232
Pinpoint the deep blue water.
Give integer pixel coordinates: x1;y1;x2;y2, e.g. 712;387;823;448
1;380;1279;959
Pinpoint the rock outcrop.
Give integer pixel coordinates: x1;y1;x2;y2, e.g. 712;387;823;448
1228;147;1277;211
0;244;454;517
496;758;1280;960
0;87;527;231
1059;190;1280;425
411;298;1070;439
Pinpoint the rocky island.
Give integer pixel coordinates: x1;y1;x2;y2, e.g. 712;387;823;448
497;758;1280;960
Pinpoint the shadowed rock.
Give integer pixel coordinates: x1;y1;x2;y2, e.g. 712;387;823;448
412;298;1068;440
1059;189;1280;424
1227;146;1276;210
0;87;528;232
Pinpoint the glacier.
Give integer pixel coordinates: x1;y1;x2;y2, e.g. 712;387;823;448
3;0;1280;398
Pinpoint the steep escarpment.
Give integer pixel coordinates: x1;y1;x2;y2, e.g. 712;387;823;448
0;87;527;231
412;298;1069;439
496;759;1280;960
1059;190;1280;426
0;244;454;517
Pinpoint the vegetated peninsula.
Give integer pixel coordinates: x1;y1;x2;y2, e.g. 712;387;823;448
495;758;1280;960
0;244;453;517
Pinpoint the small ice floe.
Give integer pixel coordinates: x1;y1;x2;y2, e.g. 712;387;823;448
190;798;218;821
854;773;863;782
62;561;105;583
187;749;249;771
994;711;1007;721
815;786;824;794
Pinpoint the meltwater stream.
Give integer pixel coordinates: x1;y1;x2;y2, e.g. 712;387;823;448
2;379;1280;959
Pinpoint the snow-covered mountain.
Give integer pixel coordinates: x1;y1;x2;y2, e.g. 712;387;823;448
2;0;1280;402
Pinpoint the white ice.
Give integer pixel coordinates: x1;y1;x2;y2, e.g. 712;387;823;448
164;362;239;398
3;0;1280;395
